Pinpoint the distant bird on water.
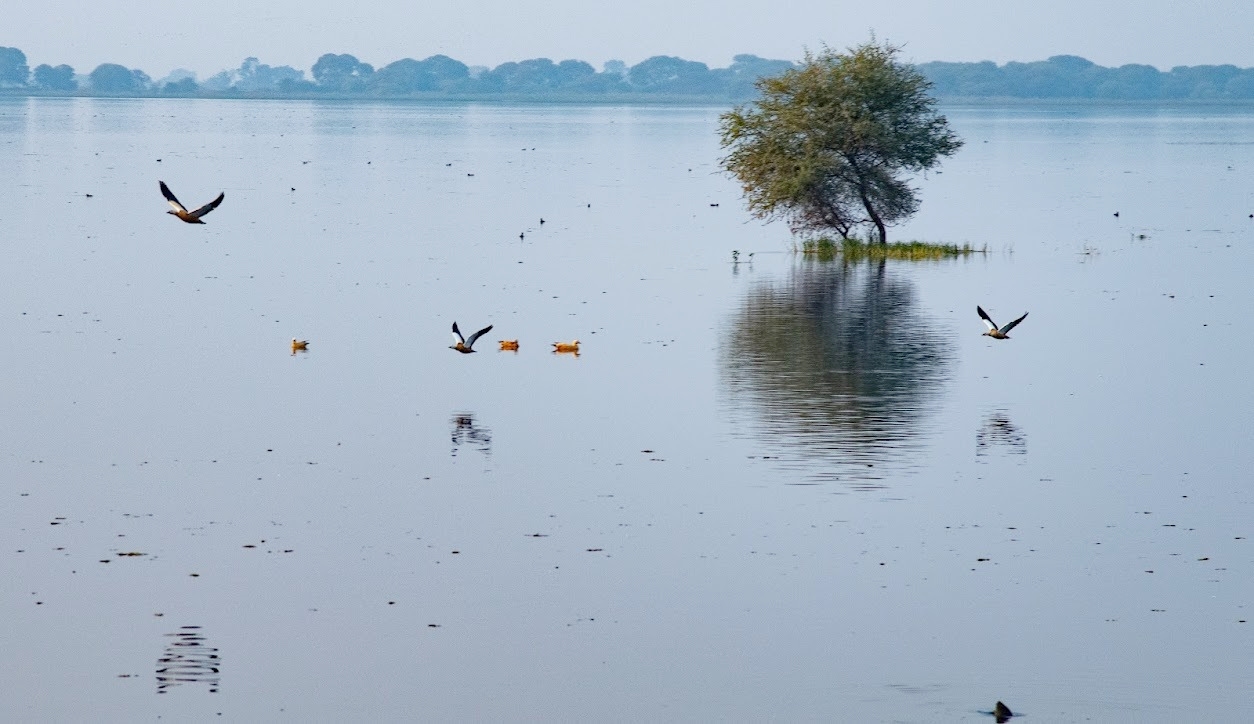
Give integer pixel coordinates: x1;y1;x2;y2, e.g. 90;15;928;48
498;339;520;351
291;338;309;352
552;340;580;353
450;322;493;353
978;306;1028;340
160;181;224;224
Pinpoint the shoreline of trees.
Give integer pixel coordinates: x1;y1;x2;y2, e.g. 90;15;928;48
6;46;1254;102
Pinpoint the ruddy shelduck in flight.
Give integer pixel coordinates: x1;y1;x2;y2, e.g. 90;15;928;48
450;322;493;353
978;306;1028;340
160;180;224;224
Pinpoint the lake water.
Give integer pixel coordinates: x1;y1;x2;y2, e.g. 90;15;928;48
2;98;1252;722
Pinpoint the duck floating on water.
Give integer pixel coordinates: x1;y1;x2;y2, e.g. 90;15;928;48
498;339;520;351
552;340;580;354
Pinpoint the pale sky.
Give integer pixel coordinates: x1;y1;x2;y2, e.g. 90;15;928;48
8;1;1254;79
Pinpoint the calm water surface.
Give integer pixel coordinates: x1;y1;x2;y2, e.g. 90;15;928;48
2;98;1252;722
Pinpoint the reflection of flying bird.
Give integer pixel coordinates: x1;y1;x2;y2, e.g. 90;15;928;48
160;181;224;224
450;322;493;353
978;306;1028;340
552;340;580;353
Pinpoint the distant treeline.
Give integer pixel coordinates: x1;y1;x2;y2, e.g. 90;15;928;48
0;47;792;101
5;46;1254;102
916;55;1254;100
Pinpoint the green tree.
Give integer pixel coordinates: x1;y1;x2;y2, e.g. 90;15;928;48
162;77;199;95
720;54;796;99
719;41;962;243
0;47;30;87
628;55;714;93
32;64;77;91
311;53;374;92
88;63;150;93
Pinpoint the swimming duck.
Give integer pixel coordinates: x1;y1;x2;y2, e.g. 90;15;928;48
450;322;493;353
291;338;309;352
552;340;580;353
498;339;520;351
978;306;1028;340
160;181;224;224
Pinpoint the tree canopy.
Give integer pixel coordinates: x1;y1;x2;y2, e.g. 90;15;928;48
311;53;375;92
0;47;29;87
719;41;962;243
88;63;150;93
32;64;76;91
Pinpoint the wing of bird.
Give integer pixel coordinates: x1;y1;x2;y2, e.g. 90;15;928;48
999;312;1029;334
159;180;188;213
451;322;465;345
189;192;225;219
466;324;493;348
977;305;998;331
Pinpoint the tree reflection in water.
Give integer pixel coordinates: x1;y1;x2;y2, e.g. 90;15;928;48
155;626;220;693
976;408;1027;458
450;412;492;458
720;258;952;487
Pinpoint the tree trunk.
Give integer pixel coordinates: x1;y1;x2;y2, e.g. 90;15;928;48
858;187;888;244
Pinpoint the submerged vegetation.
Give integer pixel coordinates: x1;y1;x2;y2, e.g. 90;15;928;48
801;237;986;261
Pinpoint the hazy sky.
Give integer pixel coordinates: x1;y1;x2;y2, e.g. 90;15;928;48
9;1;1254;79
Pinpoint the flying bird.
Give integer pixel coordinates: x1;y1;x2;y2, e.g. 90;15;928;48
450;322;493;353
160;181;224;224
978;306;1028;340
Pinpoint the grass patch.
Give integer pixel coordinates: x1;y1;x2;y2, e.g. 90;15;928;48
801;237;986;261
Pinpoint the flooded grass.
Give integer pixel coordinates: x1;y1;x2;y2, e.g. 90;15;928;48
801;236;987;260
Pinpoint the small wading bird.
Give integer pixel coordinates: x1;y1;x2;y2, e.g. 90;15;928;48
160;181;224;224
498;339;520;351
552;340;580;353
291;338;309;353
978;306;1028;340
450;322;493;353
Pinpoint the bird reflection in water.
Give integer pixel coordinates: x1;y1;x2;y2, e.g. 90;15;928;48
451;412;492;457
156;626;220;693
976;409;1027;457
721;258;952;486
